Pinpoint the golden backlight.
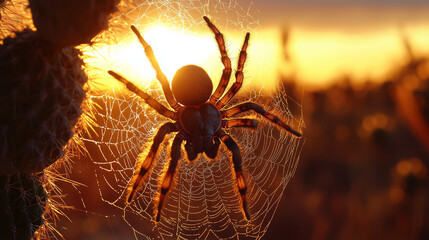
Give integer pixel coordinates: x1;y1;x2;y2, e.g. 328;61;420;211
134;25;216;79
85;22;429;93
86;25;226;91
84;24;281;93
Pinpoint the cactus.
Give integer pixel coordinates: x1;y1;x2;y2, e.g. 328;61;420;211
0;173;47;240
29;0;119;48
0;29;88;175
0;0;120;238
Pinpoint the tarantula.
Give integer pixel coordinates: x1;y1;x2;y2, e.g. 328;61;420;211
108;16;302;222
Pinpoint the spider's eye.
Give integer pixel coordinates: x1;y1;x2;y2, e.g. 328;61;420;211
171;65;213;106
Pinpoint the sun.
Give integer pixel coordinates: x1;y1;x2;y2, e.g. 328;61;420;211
86;24;223;90
85;23;281;93
140;25;215;79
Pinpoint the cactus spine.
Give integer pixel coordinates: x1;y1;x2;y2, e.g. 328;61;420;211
0;0;119;238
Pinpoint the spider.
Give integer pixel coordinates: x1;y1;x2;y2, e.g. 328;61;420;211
108;16;302;222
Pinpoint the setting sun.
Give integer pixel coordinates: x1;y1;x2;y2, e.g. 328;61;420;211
85;19;429;93
86;24;228;90
140;25;215;79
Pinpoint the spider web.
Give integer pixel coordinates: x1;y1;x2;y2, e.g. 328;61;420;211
80;82;303;240
117;0;259;31
61;1;304;239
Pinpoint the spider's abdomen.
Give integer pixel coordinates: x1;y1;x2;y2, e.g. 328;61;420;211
171;65;213;106
179;103;221;156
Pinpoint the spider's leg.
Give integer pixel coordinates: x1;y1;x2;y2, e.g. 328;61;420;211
217;130;250;220
156;131;186;222
126;122;180;204
184;140;198;161
216;32;250;108
221;118;259;129
131;25;181;111
205;138;221;159
222;102;302;137
203;16;232;103
108;71;177;120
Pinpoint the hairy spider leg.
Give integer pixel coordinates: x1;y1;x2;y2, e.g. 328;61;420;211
131;25;181;111
126;122;180;204
216;32;250;108
221;119;259;129
156;131;186;222
218;130;250;220
203;17;232;103
222;102;302;137
108;71;177;120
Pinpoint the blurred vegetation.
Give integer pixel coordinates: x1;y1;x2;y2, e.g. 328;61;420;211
265;28;429;240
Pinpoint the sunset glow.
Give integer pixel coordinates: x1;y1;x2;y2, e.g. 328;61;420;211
86;20;429;93
86;25;223;90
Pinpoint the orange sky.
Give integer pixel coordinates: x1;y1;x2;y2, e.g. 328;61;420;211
84;4;429;91
252;5;429;89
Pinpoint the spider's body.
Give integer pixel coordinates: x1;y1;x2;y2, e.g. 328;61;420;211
178;102;221;158
108;16;301;223
173;65;222;158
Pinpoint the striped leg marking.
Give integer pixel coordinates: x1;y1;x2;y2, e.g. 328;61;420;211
108;70;177;120
203;16;233;103
131;25;181;111
222;102;302;137
221;118;259;129
126;122;179;204
155;131;186;222
217;33;250;108
218;130;250;220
